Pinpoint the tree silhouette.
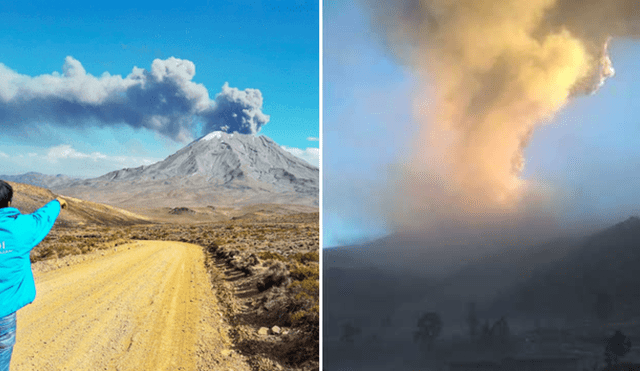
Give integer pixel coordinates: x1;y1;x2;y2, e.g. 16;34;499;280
604;330;632;367
339;322;361;343
467;302;479;339
413;312;443;351
480;319;491;342
491;316;510;345
490;316;512;354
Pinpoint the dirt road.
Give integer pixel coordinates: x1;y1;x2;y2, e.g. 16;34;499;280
10;240;249;371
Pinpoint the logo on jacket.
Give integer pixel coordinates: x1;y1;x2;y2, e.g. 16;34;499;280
0;241;11;254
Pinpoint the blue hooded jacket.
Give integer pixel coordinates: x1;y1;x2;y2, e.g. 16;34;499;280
0;200;61;317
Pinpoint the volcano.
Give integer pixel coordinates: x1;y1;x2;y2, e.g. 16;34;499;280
50;132;318;209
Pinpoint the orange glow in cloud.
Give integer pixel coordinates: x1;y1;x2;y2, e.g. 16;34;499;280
363;0;637;232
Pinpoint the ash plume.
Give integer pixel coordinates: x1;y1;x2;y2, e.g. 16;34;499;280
0;56;269;142
202;82;270;134
362;0;640;233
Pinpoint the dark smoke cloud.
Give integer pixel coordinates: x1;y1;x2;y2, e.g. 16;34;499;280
202;82;270;134
0;56;269;142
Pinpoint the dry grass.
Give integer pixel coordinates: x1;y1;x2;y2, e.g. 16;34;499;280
8;181;152;229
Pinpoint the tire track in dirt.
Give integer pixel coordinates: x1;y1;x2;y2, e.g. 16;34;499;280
10;240;250;371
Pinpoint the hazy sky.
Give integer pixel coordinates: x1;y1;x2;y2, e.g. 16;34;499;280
323;0;640;248
0;0;319;177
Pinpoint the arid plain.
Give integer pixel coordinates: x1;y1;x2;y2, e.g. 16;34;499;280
8;181;319;371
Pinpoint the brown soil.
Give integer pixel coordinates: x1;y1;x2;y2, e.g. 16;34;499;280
12;241;250;371
7;181;152;228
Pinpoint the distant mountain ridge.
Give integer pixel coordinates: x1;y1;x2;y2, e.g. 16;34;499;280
45;132;318;209
325;214;640;325
0;172;81;189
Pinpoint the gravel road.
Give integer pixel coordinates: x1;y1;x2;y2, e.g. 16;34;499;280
10;240;250;371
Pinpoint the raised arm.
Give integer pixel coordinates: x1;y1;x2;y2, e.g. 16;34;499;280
26;198;64;249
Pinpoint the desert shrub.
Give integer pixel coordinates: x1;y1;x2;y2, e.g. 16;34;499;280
235;253;260;276
291;251;319;264
238;265;253;276
31;246;57;262
290;263;319;281
205;242;219;254
245;253;259;266
274;277;319;367
86;237;99;247
58;235;79;243
229;255;242;268
257;251;288;262
257;261;289;292
216;248;231;259
58;245;82;259
284;262;319;362
289;278;319;326
212;239;226;247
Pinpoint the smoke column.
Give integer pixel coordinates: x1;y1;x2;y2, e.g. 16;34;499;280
363;0;640;233
202;82;270;135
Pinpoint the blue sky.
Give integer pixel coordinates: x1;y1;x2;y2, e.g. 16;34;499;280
323;1;411;247
0;0;319;177
323;1;640;247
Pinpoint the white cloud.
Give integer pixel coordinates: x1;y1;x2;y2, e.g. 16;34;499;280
2;143;164;177
307;136;319;142
281;146;320;167
46;145;108;163
108;155;159;166
40;144;160;169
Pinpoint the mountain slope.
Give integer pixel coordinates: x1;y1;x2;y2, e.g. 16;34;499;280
489;216;640;320
53;132;319;209
8;181;151;227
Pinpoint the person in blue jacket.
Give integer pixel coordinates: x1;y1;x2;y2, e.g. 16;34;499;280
0;180;67;371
